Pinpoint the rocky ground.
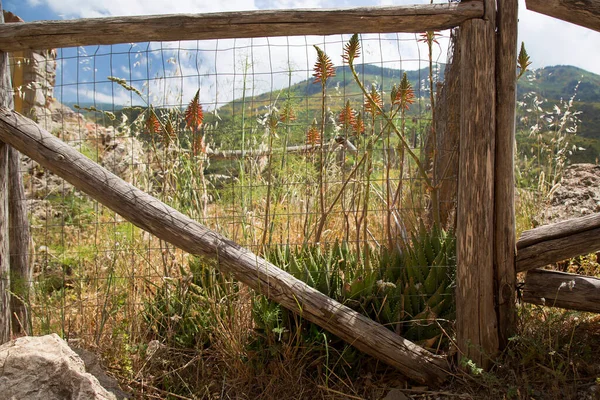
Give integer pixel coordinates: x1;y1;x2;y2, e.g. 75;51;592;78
538;163;600;224
24;99;145;223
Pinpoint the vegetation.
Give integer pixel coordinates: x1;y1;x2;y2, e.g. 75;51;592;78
18;35;600;400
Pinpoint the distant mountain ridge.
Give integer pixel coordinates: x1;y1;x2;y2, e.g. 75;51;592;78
214;63;600;163
66;63;600;163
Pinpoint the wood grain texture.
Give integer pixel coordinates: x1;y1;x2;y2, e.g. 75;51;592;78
0;3;484;51
0;142;8;344
517;212;600;249
494;0;518;349
456;17;498;369
526;0;600;33
523;269;600;313
9;147;31;335
0;1;10;344
431;29;460;229
516;213;600;272
0;106;450;385
516;226;600;272
2;8;31;336
208;144;332;160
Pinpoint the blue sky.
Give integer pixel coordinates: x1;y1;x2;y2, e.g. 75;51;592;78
7;0;600;108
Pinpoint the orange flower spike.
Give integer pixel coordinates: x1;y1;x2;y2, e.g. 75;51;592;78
313;45;335;86
185;89;204;131
145;107;161;135
279;102;296;123
160;118;176;145
394;72;415;111
342;34;361;65
338;100;357;130
364;85;383;116
353;112;365;135
306;122;321;145
418;31;442;46
164;118;175;137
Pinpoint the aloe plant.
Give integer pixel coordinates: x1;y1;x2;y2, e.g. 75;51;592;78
258;228;455;350
378;221;455;344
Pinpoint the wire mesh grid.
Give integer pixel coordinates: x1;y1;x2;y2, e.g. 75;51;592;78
9;31;459;364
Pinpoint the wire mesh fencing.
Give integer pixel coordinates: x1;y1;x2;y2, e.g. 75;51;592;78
9;30;459;392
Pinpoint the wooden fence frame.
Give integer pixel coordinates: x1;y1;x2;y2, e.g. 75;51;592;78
0;0;556;383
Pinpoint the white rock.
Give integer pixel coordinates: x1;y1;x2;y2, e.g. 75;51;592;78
0;334;117;400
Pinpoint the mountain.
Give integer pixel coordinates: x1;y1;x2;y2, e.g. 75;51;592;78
518;65;600;163
518;65;600;102
208;63;600;164
212;64;442;122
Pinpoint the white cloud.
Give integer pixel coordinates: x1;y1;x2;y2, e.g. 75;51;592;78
21;0;600;111
22;0;600;75
62;86;136;107
32;0;259;18
518;0;600;75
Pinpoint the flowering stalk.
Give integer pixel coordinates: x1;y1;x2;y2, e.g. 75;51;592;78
313;45;335;243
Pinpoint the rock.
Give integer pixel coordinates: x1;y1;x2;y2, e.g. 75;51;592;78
0;334;117;400
100;135;146;181
539;164;600;224
382;388;410;400
49;99;84;124
72;347;130;399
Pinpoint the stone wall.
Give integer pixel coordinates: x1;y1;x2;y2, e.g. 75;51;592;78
4;10;57;122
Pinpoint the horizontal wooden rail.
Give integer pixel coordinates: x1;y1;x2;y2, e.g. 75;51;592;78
208;140;356;161
522;269;600;313
526;0;600;33
0;106;449;385
0;2;483;52
516;213;600;272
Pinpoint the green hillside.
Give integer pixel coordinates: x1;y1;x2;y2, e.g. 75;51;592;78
208;63;600;164
203;63;441;152
66;63;600;164
518;65;600;163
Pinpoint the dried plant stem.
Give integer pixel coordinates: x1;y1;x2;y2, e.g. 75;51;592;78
348;63;432;189
309;152;367;245
315;81;327;243
260;127;275;251
426;33;441;227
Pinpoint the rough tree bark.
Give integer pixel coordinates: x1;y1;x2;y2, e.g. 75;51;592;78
523;269;600;313
0;3;483;51
516;213;600;272
0;0;10;344
494;0;518;349
456;0;499;368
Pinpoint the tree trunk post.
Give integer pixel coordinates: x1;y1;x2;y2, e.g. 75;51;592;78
456;0;499;369
3;10;32;335
494;0;518;349
9;145;30;335
0;0;11;344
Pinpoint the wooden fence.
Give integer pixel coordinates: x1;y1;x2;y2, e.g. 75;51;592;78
1;0;596;387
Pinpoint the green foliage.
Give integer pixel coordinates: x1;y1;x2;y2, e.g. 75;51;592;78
515;89;581;198
142;257;237;349
517;42;532;80
379;221;455;342
255;224;455;357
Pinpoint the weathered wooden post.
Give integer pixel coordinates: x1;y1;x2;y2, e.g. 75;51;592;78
456;0;499;368
3;11;32;335
9;140;31;335
494;0;518;348
0;0;11;343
